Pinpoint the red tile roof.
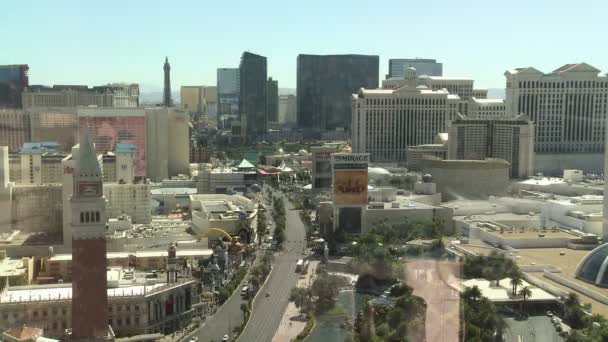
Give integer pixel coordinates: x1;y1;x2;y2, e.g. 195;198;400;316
3;326;43;341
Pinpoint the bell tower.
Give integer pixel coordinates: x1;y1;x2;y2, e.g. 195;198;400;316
70;129;111;341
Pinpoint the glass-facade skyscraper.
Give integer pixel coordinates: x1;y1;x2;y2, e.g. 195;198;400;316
217;68;240;116
267;77;279;123
297;54;379;133
239;52;267;139
387;58;443;79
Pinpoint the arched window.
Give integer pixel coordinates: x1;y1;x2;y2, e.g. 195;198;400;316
95;212;100;222
85;212;90;223
80;212;84;223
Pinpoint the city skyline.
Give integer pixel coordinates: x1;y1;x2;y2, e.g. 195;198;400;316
4;0;608;90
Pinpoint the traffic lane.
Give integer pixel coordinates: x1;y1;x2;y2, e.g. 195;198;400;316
241;250;301;341
240;217;306;339
198;284;247;342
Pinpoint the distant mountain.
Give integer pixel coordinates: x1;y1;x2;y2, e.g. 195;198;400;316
139;90;180;106
486;88;505;99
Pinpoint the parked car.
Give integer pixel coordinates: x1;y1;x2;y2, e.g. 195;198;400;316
222;334;229;341
546;311;554;317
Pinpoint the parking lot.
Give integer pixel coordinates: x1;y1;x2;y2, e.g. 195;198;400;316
504;316;565;342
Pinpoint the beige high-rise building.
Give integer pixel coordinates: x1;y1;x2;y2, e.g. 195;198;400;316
352;68;460;162
447;113;535;178
17;142;66;184
278;95;297;125
22;84;139;109
28;107;78;152
0;109;29;152
180;86;217;115
467;98;509;120
382;69;483;115
145;108;189;181
505;63;608;174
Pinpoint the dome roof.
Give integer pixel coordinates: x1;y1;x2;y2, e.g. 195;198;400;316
575;243;608;286
298;149;308;155
368;167;390;175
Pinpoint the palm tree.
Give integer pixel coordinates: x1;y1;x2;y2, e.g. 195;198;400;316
463;285;482;304
510;273;523;296
518;286;532;313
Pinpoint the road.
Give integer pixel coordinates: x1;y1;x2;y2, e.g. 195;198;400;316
195;188;306;342
238;191;307;342
196;271;247;342
504;316;565;342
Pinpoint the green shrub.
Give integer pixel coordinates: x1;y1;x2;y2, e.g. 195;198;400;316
295;315;316;341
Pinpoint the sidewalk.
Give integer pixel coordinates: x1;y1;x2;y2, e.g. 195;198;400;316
272;261;319;342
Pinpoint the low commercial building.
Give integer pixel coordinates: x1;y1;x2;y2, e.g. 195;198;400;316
38;249;212;282
406;133;448;171
512;176;603;197
465;218;597;249
362;194;453;234
0;267;201;339
265;150;311;168
195;161;257;194
421;158;510;201
150;188;197;215
542;196;603;236
0;254;34;286
189;194;257;242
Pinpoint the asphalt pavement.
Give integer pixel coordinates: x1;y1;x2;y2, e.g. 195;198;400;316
195;188;306;342
196;272;247;342
238;191;307;342
504;316;565;342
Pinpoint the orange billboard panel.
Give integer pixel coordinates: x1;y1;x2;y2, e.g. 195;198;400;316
334;170;368;205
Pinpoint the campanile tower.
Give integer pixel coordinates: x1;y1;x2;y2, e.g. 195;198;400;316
70;129;111;340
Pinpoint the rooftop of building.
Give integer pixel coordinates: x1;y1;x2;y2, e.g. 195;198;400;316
199;165;257;174
110;217;193;240
471;97;505;105
367;195;442;210
477;226;578;240
0;257;27;278
115;143;136;153
461;278;556;302
47;248;213;262
0;267;195;304
507;63;604;76
419;75;474;82
19;142;62;155
356;87;455;97
2;325;43;341
150;187;197;196
513;247;608;317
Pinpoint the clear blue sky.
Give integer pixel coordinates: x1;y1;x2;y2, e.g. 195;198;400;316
3;0;607;91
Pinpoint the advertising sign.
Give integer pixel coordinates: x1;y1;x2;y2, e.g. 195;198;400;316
332;153;369;206
333;170;368;205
